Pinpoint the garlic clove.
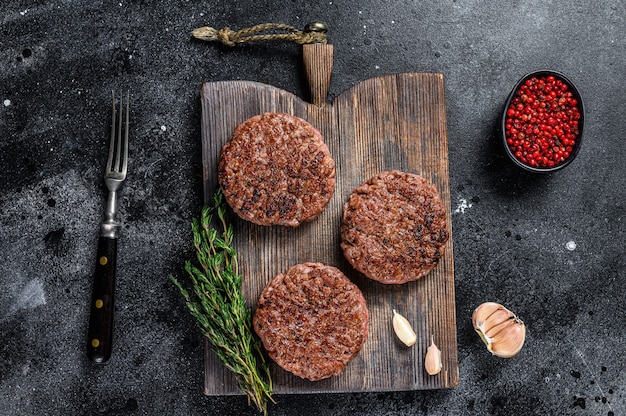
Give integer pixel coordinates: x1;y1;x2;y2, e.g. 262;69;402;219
472;302;526;358
481;309;516;337
487;317;526;358
392;309;417;347
424;335;442;375
471;302;503;327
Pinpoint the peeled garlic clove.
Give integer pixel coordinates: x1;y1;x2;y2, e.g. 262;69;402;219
472;302;526;358
424;335;442;375
392;309;417;347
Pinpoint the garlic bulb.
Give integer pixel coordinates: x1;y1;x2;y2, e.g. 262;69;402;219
424;335;442;375
472;302;526;358
392;309;417;346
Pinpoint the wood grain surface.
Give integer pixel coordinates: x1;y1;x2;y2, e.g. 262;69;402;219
200;46;458;394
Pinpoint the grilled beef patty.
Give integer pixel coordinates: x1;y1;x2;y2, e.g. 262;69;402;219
253;262;369;381
340;170;449;284
218;112;336;227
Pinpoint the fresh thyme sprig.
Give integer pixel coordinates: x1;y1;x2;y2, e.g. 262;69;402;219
170;190;273;414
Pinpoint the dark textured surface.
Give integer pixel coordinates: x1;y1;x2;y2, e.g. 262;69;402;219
1;1;624;415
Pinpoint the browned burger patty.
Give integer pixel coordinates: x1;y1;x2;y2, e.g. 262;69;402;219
253;262;369;381
340;170;449;284
218;112;336;227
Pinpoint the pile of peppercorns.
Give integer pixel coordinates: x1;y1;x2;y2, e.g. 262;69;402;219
504;75;581;169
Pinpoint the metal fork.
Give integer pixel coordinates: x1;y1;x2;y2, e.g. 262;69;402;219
87;91;129;363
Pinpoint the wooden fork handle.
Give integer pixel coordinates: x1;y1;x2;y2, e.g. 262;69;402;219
87;236;117;363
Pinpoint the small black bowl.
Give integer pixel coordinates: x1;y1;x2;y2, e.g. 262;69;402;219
501;70;585;173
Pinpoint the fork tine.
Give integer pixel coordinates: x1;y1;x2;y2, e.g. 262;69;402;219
105;91;129;175
115;92;123;172
121;90;129;175
106;91;117;173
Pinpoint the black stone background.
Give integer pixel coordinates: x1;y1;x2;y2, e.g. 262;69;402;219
1;1;624;415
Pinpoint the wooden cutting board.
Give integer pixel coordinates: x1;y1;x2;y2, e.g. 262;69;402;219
200;44;458;394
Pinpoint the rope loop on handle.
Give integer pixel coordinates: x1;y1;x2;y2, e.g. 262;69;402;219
192;22;328;46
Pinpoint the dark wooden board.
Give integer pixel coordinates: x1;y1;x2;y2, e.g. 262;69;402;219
200;51;458;394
